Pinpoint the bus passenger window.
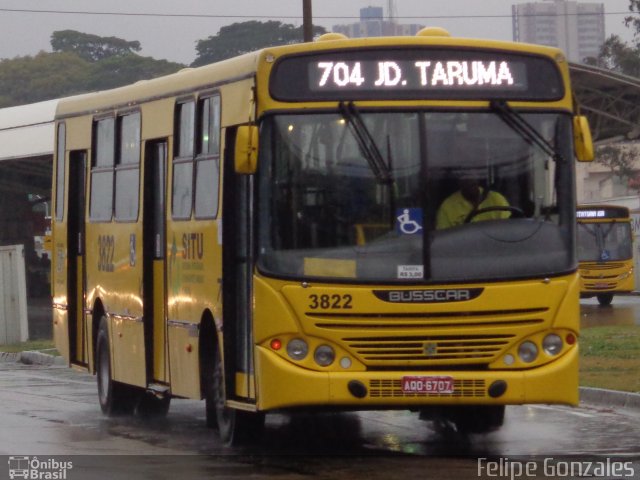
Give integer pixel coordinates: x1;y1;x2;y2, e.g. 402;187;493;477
172;101;195;219
115;112;140;222
195;95;221;219
90;117;115;221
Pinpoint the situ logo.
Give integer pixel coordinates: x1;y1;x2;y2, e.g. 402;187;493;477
8;456;73;480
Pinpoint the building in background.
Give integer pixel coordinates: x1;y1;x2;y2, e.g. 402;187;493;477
332;5;424;38
512;0;605;63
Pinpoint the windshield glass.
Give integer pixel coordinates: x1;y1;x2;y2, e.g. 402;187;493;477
577;222;633;262
257;110;576;283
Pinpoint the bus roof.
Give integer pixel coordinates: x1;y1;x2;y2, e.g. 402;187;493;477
55;34;567;119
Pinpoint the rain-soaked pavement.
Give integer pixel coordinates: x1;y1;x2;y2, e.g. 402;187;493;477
0;298;639;479
580;294;640;327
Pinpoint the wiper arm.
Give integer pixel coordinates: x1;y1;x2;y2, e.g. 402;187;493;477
339;101;393;185
490;100;565;163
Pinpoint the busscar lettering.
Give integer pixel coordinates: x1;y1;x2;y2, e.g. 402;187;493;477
372;288;484;303
389;290;471;302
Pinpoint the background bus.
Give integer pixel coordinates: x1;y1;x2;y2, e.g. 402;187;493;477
577;205;634;306
51;29;593;445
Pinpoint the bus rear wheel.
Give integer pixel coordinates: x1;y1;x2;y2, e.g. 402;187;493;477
210;347;265;445
597;293;614;306
96;317;140;415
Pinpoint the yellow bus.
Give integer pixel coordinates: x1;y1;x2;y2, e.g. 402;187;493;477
51;29;594;444
577;205;634;306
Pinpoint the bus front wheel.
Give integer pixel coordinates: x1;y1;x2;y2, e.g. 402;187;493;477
210;347;265;445
597;293;614;306
96;317;140;415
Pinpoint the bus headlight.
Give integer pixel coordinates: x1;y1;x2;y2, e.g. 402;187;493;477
518;341;538;363
314;345;335;366
287;338;309;360
542;334;563;356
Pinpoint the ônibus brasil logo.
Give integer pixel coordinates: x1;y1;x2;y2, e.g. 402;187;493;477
8;456;73;480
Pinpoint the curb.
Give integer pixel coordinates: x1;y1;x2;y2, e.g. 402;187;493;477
16;350;66;366
580;386;640;411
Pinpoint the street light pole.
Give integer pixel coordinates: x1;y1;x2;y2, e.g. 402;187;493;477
303;0;313;42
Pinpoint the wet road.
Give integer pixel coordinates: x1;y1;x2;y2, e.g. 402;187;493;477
0;298;639;479
581;294;640;327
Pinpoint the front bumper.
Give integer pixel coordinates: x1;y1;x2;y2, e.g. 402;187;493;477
255;344;579;411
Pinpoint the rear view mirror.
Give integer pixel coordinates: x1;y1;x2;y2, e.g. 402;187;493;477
573;116;594;162
235;125;258;174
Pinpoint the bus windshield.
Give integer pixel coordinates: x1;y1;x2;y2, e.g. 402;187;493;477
257;110;576;283
577;222;633;262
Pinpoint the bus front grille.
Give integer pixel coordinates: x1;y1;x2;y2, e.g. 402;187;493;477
308;309;545;366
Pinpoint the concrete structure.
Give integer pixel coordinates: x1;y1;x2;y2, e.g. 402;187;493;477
512;0;605;63
332;6;424;38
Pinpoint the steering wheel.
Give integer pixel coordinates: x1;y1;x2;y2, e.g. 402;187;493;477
464;206;525;224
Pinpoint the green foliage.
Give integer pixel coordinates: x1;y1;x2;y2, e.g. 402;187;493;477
192;20;326;67
51;30;141;63
87;54;184;91
585;35;640;77
581;326;640;359
0;30;184;108
0;52;91;107
596;144;638;187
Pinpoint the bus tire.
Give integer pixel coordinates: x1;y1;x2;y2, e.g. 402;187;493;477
597;293;614;306
137;392;171;417
451;405;505;434
96;316;140;415
211;346;265;445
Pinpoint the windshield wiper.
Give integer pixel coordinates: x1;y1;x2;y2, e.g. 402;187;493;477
490;100;565;163
339;101;394;185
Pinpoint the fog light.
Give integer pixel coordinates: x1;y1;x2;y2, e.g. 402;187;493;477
314;345;335;366
340;356;352;369
542;334;563;356
287;338;308;360
518;341;538;363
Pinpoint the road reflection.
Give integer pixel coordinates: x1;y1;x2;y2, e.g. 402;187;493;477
581;295;640;328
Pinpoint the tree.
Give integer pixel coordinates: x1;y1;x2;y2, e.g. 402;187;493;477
51;30;142;62
87;54;184;90
597;144;638;191
625;0;640;37
0;52;91;107
585;35;640;76
192;20;326;67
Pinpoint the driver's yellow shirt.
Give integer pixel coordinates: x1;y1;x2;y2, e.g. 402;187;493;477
436;189;510;230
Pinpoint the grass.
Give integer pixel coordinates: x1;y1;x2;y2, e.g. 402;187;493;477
0;339;56;354
580;326;640;393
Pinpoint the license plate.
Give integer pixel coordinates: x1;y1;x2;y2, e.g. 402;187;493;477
401;376;454;394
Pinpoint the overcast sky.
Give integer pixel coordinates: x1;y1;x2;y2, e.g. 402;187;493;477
0;0;636;64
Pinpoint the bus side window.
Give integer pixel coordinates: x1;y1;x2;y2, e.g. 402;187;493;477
195;94;221;219
172;100;195;220
89;117;115;222
114;112;141;222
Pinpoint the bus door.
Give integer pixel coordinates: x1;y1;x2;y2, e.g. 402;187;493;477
67;150;87;367
143;140;169;384
222;132;256;402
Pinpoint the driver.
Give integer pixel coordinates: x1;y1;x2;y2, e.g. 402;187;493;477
436;173;510;229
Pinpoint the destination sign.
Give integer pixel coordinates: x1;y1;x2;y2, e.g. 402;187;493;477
270;48;564;102
577;206;629;220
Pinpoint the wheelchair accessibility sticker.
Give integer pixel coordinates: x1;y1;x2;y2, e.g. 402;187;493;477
396;208;423;235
